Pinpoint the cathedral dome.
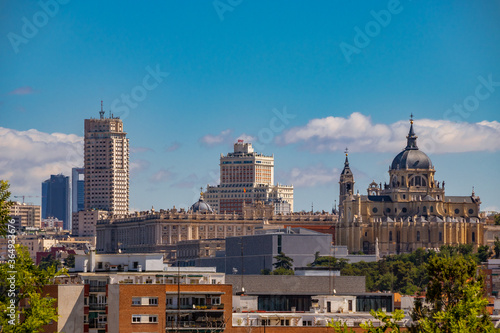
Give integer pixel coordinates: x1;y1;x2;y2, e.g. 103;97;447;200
190;195;213;213
390;115;433;170
391;149;433;170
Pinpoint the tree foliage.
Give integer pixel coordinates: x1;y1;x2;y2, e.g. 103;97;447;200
309;255;349;270
0;245;67;332
0;180;14;237
273;252;293;270
360;309;405;332
494;214;500;226
336;246;492;295
0;180;67;332
410;253;494;332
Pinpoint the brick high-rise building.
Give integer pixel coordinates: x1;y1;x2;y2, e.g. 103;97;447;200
84;102;129;216
205;141;293;214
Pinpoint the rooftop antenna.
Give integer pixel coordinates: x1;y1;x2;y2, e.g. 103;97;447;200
99;100;105;119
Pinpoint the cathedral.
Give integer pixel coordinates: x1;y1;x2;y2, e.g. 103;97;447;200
335;116;484;256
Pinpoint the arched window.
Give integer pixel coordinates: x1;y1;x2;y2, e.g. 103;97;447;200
430;206;434;213
423;206;427;214
472;232;476;243
389;231;393;241
428;229;431;242
439;232;442;241
417;231;420;242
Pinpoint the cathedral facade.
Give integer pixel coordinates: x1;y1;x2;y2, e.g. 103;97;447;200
335;117;484;256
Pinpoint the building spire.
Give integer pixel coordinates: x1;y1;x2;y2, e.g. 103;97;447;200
344;147;349;166
406;114;418;150
99;100;105;119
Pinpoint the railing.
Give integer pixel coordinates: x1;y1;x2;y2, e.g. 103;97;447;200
165;321;225;329
166;304;224;310
88;322;106;328
89;303;106;310
89;285;106;292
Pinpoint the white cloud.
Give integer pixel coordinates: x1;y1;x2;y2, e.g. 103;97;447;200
199;129;233;147
130;159;151;177
149;168;175;183
164;141;181;152
236;133;256;143
130;146;153;153
0;127;83;196
278;165;340;188
277;112;500;154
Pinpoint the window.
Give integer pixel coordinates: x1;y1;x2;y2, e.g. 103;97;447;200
149;297;158;305
211;297;221;305
455;209;460;214
389;231;393;241
439;232;442;242
132;315;141;323
472;232;476;243
132;297;141;305
417;231;420;242
402;207;407;213
372;207;378;213
149;315;158;323
468;209;474;215
303;320;313;326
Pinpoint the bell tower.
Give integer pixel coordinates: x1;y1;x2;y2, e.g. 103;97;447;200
339;148;355;217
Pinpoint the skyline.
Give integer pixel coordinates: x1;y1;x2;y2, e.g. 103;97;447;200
0;1;499;212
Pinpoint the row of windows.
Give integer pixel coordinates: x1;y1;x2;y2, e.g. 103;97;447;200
132;297;158;306
132;314;157;323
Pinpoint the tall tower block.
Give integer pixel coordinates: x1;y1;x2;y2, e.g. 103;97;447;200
84;102;129;216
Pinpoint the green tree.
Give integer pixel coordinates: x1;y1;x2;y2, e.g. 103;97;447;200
0;245;67;332
494;214;500;226
0;180;14;237
0;180;67;332
476;245;492;263
273;252;293;270
39;253;61;271
65;253;75;268
360;309;404;332
494;237;500;259
271;267;294;275
410;253;494;332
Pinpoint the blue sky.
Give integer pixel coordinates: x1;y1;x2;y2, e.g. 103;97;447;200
0;0;499;212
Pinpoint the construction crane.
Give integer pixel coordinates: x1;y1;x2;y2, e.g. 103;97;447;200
13;195;40;204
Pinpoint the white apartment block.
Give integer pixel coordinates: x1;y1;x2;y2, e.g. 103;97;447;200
205;141;293;214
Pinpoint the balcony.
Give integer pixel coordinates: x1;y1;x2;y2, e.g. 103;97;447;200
166;304;224;311
88;322;106;329
89;303;106;311
89;285;106;292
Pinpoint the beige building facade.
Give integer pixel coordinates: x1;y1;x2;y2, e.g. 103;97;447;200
205;141;293;214
9;202;41;228
96;201;336;257
84;103;129;216
335;117;485;256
